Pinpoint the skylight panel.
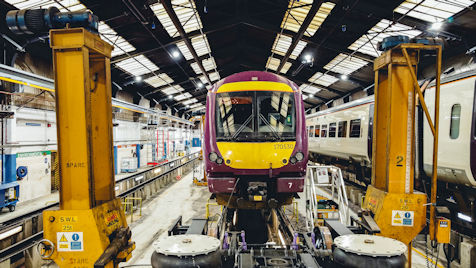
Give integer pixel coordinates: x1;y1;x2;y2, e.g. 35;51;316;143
144;73;174;88
306;2;336;37
177;41;193;60
348;19;422;57
271;35;307;60
280;0;335;37
308;72;339;87
189;103;202;108
394;0;474;23
301;84;323;94
150;0;202;38
174;92;192;101
6;0;86;11
190;57;217;74
98;22;136;57
198;75;207;83
266;57;292;74
115;55;159;76
191;35;211;57
161;85;184;95
209;72;220;82
183;98;198;105
324;53;368;75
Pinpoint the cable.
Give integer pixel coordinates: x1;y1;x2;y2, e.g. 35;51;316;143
217;177;241;227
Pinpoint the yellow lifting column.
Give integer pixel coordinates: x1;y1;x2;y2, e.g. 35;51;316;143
40;28;134;267
363;43;442;248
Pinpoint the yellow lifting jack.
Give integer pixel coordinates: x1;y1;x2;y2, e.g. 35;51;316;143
37;28;135;267
361;42;448;266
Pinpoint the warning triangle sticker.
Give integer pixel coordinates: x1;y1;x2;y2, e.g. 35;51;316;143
394;213;401;219
60;234;68;242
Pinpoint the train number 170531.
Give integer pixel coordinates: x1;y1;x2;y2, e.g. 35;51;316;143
274;144;294;150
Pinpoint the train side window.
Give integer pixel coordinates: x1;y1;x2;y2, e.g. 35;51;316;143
329;123;336;137
315;125;320;137
338;121;347;138
309;126;314;137
349;119;361;138
321;124;327;137
450;104;461;139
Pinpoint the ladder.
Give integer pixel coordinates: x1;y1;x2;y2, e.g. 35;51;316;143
306;165;350;231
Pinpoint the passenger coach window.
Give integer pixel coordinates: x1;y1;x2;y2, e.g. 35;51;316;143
329;123;336;137
321;124;327;137
349;119;361;138
338;121;347;137
450;104;461;139
315;125;320;137
309;126;314;137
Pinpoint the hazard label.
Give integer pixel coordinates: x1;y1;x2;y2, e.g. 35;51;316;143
57;232;83;252
391;210;414;226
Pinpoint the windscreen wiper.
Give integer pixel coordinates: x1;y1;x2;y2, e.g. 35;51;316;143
258;113;281;140
231;114;253;140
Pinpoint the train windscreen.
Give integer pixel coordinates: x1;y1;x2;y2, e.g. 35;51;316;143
215;91;295;141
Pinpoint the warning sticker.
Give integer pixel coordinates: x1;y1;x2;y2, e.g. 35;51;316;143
392;210;414;226
57;232;83;252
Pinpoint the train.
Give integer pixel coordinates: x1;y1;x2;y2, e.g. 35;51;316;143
306;68;476;234
204;71;308;209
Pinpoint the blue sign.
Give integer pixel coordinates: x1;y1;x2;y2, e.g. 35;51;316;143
70;242;81;250
72;233;79;241
404;212;411;218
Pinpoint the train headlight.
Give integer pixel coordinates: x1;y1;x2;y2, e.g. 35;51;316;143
295;152;304;161
209;152;218;162
216;158;223;165
289;157;297;164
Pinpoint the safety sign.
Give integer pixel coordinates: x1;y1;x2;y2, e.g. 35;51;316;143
57;232;84;252
391;210;414;227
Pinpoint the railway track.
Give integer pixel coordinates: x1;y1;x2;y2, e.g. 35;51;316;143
0;153;199;262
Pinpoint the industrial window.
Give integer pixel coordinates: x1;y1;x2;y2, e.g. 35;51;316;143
450;104;461;139
314;125;320;137
338;121;347;138
349;119;361;138
329;123;336;137
309;126;314;137
321;124;328;137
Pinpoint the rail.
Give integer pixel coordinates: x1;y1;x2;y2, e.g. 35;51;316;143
0;152;199;262
306;165;350;231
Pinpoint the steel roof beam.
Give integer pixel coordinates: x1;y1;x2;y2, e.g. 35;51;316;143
160;0;212;85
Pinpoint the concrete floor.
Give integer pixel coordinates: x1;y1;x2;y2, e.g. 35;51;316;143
121;171;210;267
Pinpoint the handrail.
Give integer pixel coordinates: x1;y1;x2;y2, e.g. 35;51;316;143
306;165;350;231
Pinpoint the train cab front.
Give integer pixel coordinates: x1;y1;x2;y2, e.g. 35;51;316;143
203;71;308;209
